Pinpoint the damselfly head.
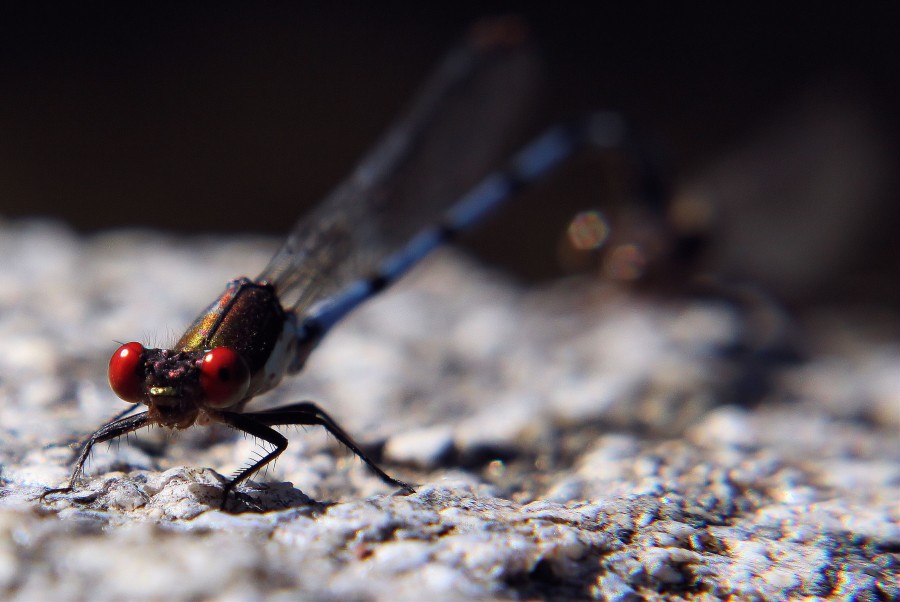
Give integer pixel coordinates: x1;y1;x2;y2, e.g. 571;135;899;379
109;342;249;411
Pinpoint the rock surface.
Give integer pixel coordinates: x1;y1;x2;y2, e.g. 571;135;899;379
0;220;897;600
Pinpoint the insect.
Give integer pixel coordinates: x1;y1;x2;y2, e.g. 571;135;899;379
43;18;669;510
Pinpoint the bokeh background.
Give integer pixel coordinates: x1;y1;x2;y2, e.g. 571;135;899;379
1;3;896;307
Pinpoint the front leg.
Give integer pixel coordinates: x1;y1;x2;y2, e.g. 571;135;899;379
215;411;289;507
250;402;415;494
41;411;151;500
219;402;414;508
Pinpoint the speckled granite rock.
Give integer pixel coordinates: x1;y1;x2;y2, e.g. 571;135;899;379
0;220;897;600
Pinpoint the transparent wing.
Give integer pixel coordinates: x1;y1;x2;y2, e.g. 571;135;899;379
256;17;540;313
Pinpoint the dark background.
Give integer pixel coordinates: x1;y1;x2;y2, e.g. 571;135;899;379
1;3;897;304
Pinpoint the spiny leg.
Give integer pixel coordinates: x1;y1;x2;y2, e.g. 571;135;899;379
250;402;414;494
216;412;289;508
41;411;151;500
219;403;414;507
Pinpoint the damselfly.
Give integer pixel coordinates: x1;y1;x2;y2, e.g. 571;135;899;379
44;17;667;509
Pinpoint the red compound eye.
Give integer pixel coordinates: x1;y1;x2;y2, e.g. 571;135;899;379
200;347;250;408
108;342;146;403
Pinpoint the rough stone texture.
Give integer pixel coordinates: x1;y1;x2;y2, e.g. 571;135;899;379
0;219;897;600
